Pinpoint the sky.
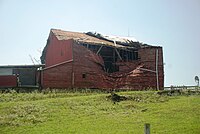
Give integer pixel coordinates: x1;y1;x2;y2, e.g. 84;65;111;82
0;0;200;86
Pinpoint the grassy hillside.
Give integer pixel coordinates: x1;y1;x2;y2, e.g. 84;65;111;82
0;90;200;134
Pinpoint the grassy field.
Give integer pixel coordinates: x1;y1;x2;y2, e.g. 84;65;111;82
0;90;200;134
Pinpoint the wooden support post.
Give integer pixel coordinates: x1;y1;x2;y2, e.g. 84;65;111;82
144;123;150;134
72;72;74;88
156;48;159;90
96;45;103;55
71;41;74;88
115;48;122;60
132;51;134;60
113;48;115;62
126;50;128;61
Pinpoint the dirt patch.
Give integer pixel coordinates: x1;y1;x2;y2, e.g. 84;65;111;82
107;93;128;103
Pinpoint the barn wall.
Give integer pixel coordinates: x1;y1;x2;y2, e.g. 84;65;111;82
42;41;164;90
71;43;165;90
0;75;17;87
138;47;164;89
72;43;112;89
109;47;164;90
41;62;73;88
45;33;73;67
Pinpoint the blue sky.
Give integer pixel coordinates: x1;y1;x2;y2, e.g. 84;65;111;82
0;0;200;86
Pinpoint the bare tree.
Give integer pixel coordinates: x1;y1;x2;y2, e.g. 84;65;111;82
195;76;199;87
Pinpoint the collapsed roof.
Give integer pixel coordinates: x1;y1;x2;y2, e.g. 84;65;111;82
41;29;153;64
51;29;151;49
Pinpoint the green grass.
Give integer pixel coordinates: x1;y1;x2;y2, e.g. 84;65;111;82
0;90;200;134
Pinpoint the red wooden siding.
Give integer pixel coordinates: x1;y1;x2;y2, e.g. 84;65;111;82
72;43;111;89
102;47;164;90
42;61;73;88
45;33;73;67
136;47;164;89
0;75;17;87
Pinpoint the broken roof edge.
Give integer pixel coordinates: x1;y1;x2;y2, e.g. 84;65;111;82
51;29;128;48
50;29;161;48
85;31;138;43
50;29;149;48
50;28;161;46
0;64;45;68
75;39;128;49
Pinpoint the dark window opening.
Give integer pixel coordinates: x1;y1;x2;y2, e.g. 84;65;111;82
82;73;86;78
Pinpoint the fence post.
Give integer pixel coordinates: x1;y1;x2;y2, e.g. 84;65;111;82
144;123;150;134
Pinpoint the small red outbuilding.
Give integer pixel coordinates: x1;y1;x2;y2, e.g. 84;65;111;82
0;65;44;88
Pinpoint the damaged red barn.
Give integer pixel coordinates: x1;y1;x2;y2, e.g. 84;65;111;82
40;29;164;90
